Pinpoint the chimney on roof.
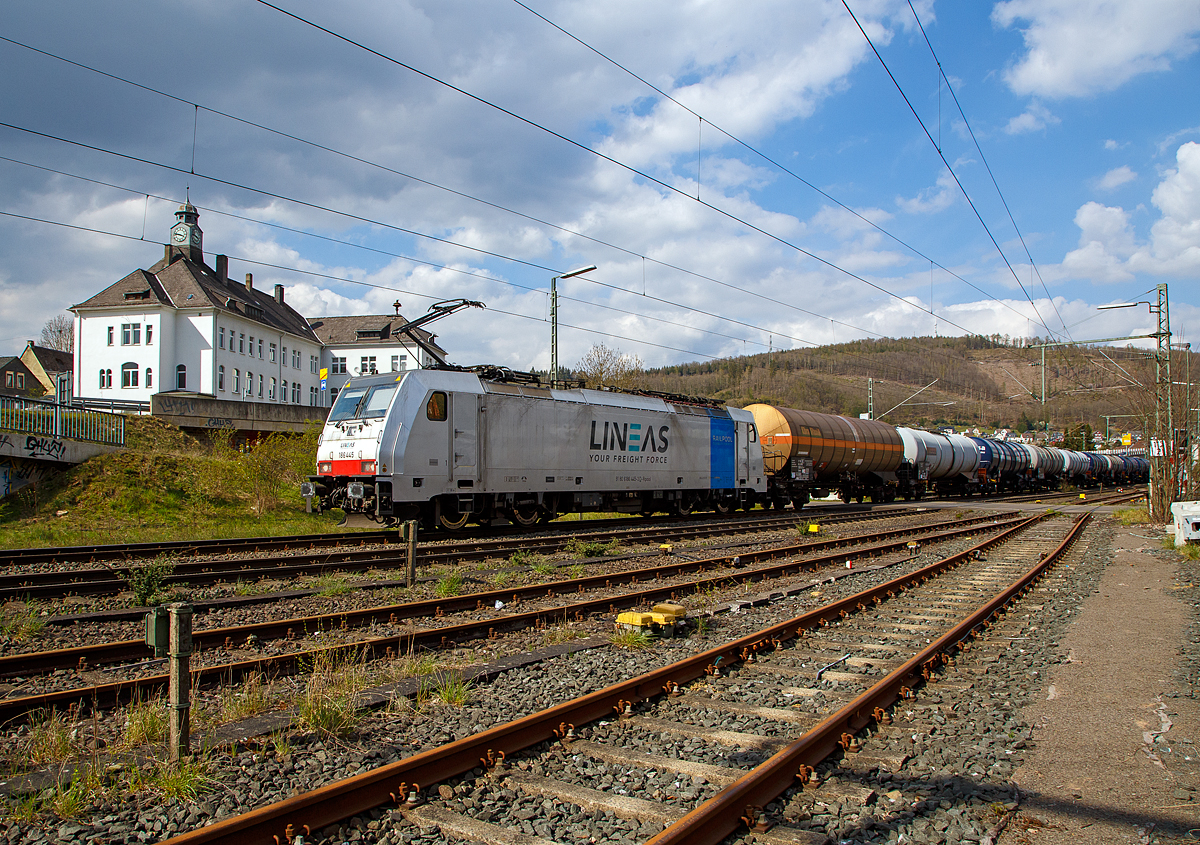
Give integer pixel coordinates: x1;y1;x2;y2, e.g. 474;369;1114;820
274;284;285;304
245;273;253;291
215;255;228;284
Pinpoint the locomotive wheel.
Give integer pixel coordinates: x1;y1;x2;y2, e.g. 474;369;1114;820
509;505;541;527
435;500;470;530
714;501;732;515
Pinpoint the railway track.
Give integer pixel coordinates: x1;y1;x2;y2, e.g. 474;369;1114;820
0;507;920;603
0;510;1026;723
0;502;888;569
152;509;1088;845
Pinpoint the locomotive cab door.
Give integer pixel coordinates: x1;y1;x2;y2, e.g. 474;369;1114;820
450;392;479;485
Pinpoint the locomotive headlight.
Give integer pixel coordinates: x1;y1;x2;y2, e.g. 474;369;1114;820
361;460;376;474
318;461;333;474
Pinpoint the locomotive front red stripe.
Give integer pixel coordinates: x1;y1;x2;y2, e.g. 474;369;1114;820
318;459;373;476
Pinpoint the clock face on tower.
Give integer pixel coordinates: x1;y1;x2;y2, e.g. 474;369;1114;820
190;227;202;246
172;226;187;244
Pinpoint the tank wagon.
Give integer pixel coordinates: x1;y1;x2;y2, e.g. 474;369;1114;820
308;370;765;529
746;404;904;505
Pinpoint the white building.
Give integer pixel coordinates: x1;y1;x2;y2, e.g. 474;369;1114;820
307;314;443;403
71;204;444;408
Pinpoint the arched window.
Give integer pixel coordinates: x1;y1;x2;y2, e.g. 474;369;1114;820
99;368;112;389
176;364;186;390
233;369;240;394
121;363;138;388
280;379;287;402
145;367;153;388
218;365;225;391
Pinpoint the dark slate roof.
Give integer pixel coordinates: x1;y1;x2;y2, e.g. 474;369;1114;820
72;253;320;344
307;315;445;353
26;344;73;375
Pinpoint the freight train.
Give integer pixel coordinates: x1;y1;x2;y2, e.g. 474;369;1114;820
304;369;1148;528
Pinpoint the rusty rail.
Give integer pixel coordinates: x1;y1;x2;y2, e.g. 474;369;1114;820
0;513;1030;719
645;511;1093;845
158;513;1047;844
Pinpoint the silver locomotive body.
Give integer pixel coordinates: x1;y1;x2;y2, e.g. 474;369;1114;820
309;370;765;528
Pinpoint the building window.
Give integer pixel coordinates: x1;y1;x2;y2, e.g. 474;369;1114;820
292;382;301;403
15;373;24;390
331;357;347;375
310;355;318;373
146;367;152;388
249;336;254;356
121;323;141;345
258;339;263;359
107;326;114;346
280;379;287;402
310;386;317;406
121;363;139;388
99;368;112;388
257;374;263;397
218;365;225;391
146;325;153;345
292;348;300;368
269;377;276;400
239;333;245;354
233;369;240;394
391;355;399;372
270;343;277;363
246;371;252;396
3;371;11;388
360;356;377;374
281;345;287;366
330;386;340;403
176;365;186;390
219;327;225;349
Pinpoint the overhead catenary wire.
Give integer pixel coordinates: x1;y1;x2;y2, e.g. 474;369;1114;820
904;0;1071;343
0;208;722;362
840;0;1060;342
247;0;985;338
506;0;1055;338
0;32;1031;371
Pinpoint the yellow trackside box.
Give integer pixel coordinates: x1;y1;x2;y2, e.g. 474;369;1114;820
616;611;655;629
650;603;687;624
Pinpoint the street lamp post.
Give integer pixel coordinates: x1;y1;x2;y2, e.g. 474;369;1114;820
549;265;596;388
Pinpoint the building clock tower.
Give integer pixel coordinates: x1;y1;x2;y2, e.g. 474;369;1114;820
169;201;203;262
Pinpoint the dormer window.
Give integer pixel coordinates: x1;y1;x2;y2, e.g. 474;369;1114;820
123;289;151;301
355;326;387;341
245;304;264;321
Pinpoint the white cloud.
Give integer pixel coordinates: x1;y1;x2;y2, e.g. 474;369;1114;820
896;171;959;214
1104;139;1125;151
993;0;1200;98
1097;166;1137;190
1059;142;1200;281
1004;102;1060;135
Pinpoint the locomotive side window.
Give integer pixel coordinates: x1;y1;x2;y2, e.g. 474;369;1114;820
748;423;757;443
427;391;448;421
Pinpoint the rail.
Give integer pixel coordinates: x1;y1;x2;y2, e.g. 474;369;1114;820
0;395;125;446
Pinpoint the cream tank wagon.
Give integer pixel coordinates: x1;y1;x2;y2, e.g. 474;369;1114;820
307;370;766;529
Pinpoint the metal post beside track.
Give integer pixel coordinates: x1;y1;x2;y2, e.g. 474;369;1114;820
168;603;193;763
404;520;418;588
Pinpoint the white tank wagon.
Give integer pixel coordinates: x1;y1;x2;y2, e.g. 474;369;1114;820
307;370;766;529
894;428;982;498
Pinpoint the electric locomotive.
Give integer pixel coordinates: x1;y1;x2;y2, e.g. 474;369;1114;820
307;369;766;529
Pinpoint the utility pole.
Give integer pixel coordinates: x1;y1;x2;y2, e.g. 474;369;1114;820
1151;283;1172;520
867;378;874;420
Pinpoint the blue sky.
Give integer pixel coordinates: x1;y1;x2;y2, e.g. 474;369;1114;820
1;0;1198;372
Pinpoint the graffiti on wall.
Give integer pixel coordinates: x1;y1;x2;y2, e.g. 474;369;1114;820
0;456;54;498
23;436;67;460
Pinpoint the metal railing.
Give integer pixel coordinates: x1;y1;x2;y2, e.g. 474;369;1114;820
0;395;125;446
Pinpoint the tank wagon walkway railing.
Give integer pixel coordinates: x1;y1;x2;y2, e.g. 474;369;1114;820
0;395;125;447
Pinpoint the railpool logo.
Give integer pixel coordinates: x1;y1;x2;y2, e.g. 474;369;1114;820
588;420;670;464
